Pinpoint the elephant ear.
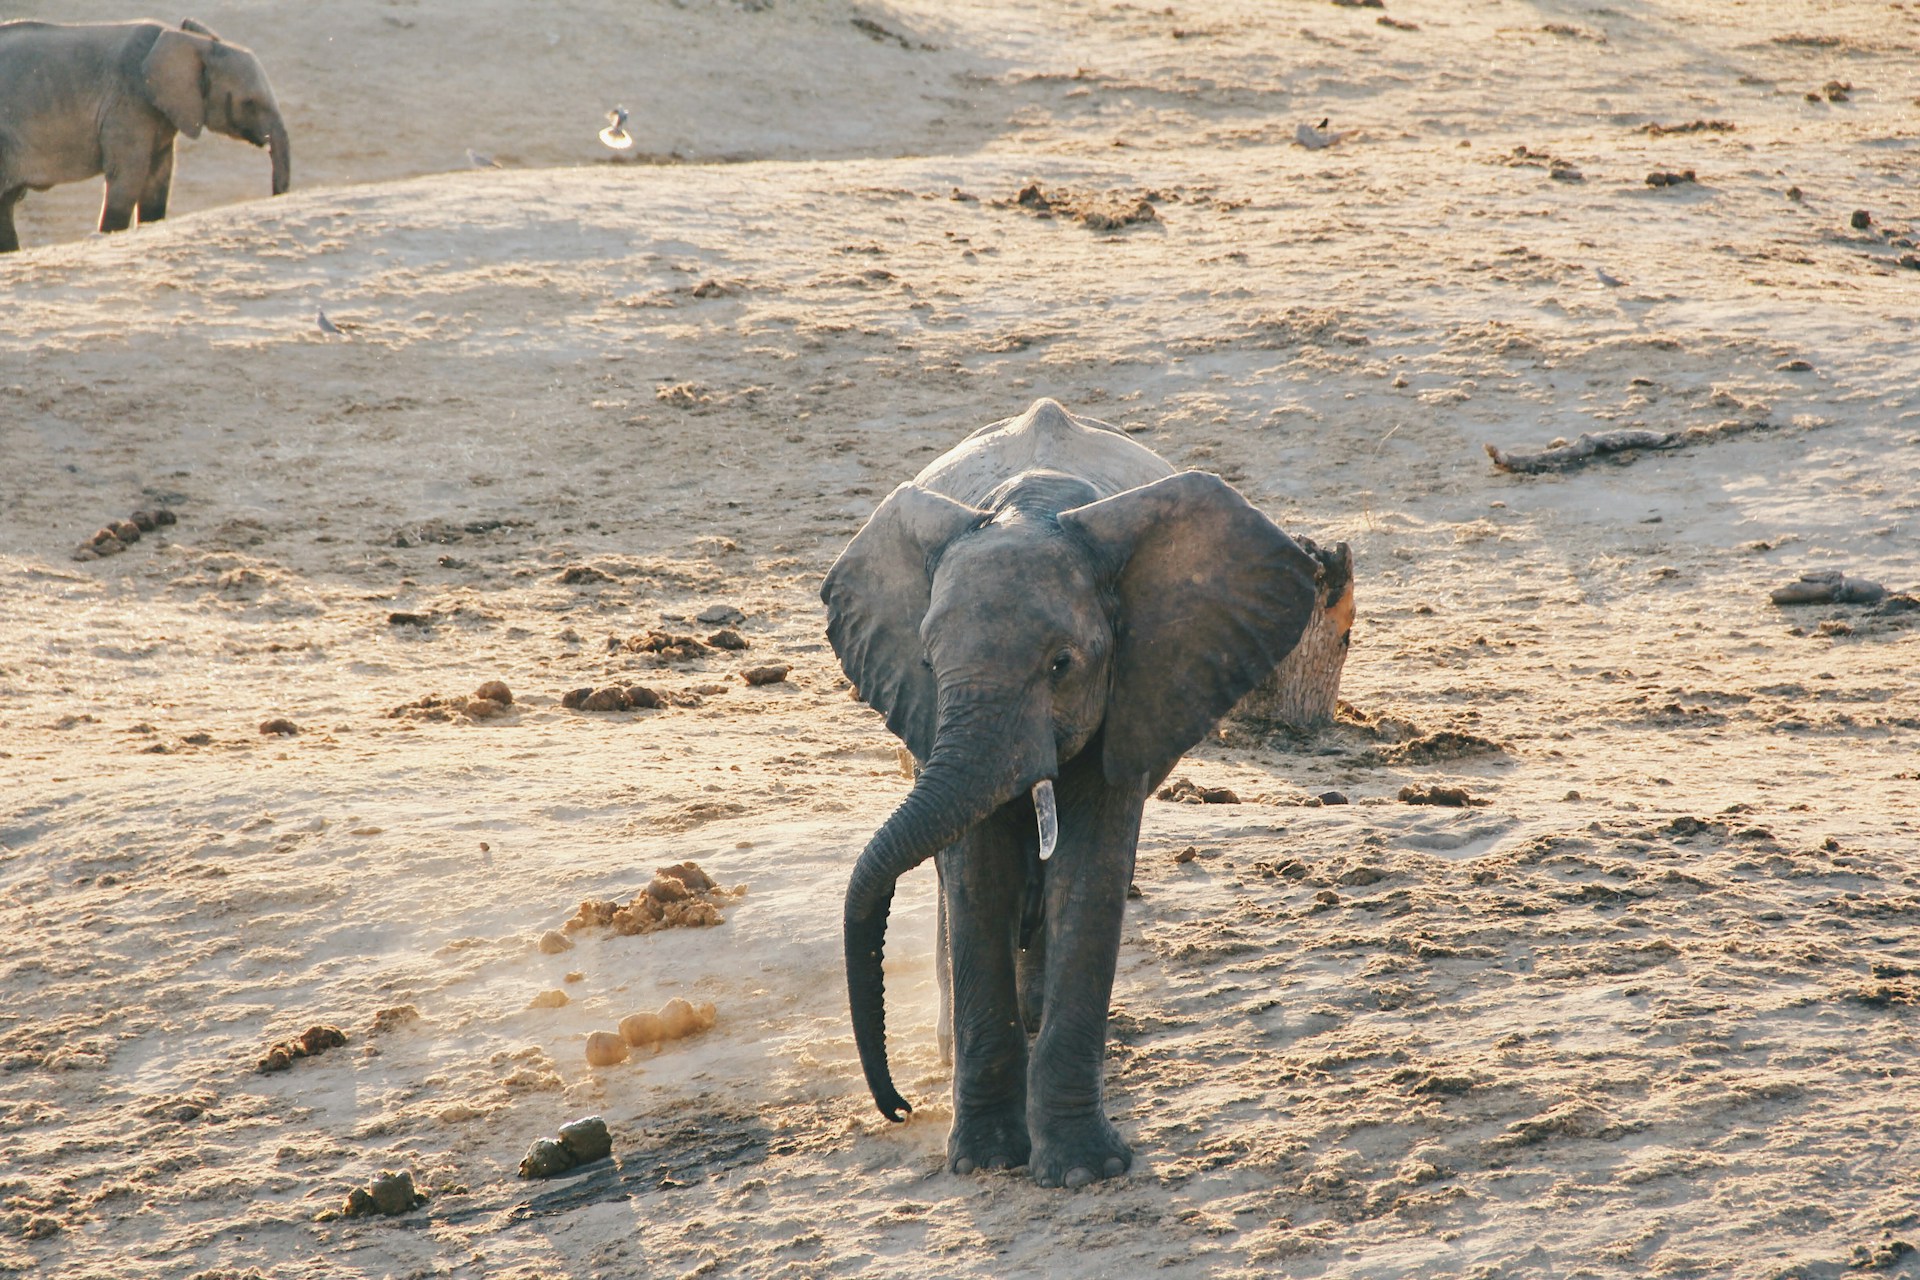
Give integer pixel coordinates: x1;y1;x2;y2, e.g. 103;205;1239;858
822;483;987;762
143;29;210;138
1060;471;1319;789
179;19;223;41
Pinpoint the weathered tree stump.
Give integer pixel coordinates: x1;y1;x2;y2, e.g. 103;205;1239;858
1231;535;1354;731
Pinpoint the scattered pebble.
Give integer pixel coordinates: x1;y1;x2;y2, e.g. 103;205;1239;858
1645;169;1697;187
258;1024;347;1073
474;681;513;706
1173;845;1198;864
258;718;300;736
1316;790;1350;806
527;989;570;1010
697;604;746;626
1851;210;1872;230
538;929;575;954
707;629;750;650
741;663;791;686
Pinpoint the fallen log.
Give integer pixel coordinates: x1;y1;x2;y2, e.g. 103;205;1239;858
1485;418;1771;474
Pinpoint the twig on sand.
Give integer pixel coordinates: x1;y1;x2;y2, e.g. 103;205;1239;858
1484;418;1770;474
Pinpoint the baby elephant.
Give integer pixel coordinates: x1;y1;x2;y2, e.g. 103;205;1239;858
0;19;290;253
825;399;1322;1188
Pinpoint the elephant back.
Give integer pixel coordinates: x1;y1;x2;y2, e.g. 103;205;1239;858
915;397;1172;507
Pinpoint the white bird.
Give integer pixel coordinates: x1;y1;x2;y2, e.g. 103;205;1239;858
316;308;344;337
599;106;634;151
1593;266;1626;288
467;148;503;169
1294;116;1350;150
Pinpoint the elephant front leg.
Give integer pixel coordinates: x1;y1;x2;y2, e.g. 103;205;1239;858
1027;769;1142;1189
137;142;175;225
0;187;21;253
97;128;155;234
937;810;1030;1175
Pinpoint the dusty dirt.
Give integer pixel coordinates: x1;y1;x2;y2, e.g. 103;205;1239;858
3;1;1919;1278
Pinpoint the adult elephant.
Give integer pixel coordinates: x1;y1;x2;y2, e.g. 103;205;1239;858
823;398;1323;1188
0;18;289;253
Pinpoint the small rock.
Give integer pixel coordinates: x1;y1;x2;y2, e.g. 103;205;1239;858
560;687;594;709
109;519;142;543
388;611;432;627
741;664;791;686
697;604;745;626
1852;209;1873;230
584;1030;630;1067
71;545;99;562
129;510;158;532
557;1115;613;1164
658;997;715;1040
1173;845;1198;864
707;629;750;651
258;718;299;736
526;989;570;1010
626;685;665;709
91;531;126;555
538;929;575;955
152;507;178;526
474;680;514;706
1316;790;1349;806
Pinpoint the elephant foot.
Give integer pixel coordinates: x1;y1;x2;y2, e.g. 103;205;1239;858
947;1102;1031;1175
1030;1115;1131;1189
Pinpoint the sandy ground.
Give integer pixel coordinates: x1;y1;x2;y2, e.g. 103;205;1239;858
3;1;1919;1277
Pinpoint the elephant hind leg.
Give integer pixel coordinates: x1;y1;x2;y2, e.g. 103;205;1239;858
0;187;21;253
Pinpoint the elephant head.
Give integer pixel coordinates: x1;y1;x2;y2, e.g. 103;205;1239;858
143;20;290;196
824;468;1317;1119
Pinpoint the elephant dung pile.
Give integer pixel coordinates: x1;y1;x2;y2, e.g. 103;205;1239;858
387;681;516;722
562;861;743;938
519;1116;614;1179
257;1024;347;1073
320;1170;428;1220
584;997;718;1067
70;506;176;561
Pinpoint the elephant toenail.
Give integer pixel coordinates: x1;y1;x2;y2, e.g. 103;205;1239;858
954;1158;975;1175
987;1155;1007;1170
1064;1166;1095;1190
1104;1156;1126;1178
1036;1169;1060;1188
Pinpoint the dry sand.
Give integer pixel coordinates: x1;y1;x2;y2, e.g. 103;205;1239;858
3;1;1919;1277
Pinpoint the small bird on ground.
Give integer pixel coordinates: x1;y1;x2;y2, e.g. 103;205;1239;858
599;106;634;151
467;148;503;169
1593;267;1626;288
316;308;344;337
1294;117;1350;150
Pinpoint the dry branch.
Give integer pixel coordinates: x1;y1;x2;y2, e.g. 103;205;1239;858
1485;418;1770;474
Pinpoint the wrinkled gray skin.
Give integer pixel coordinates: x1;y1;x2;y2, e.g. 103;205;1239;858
824;399;1319;1188
0;18;289;253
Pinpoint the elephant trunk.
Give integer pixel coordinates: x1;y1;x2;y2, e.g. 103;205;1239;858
266;112;290;195
845;702;1047;1121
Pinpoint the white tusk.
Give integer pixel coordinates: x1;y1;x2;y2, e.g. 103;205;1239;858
1033;779;1058;861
